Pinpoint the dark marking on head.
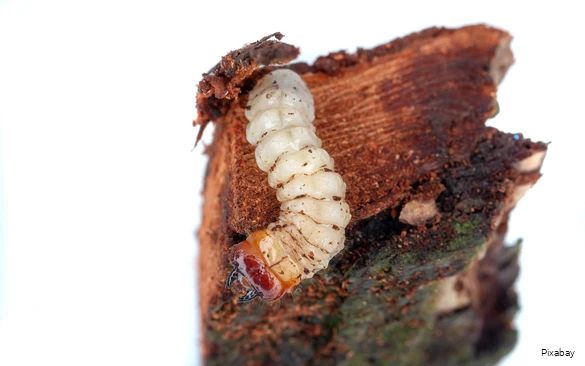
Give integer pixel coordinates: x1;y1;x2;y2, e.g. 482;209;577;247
225;267;240;289
238;289;260;303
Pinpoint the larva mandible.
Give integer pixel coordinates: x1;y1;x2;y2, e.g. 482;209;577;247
226;69;351;303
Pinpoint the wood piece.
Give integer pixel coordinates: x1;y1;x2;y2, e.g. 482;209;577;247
196;25;546;365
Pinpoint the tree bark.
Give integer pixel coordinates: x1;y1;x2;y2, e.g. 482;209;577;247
196;25;547;365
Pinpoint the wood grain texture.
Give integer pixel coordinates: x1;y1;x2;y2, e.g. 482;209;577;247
226;25;508;234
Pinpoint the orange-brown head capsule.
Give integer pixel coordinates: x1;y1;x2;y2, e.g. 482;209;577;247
226;233;292;303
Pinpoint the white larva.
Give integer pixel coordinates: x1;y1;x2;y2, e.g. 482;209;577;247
226;69;351;303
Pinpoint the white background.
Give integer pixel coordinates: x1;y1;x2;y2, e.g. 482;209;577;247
1;1;583;365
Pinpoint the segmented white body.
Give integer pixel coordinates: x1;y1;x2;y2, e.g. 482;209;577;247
244;69;351;281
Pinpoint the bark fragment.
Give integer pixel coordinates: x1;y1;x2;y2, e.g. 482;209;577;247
194;33;299;145
196;24;546;365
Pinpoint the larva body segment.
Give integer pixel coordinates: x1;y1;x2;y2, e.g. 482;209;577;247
267;147;334;187
227;69;351;303
281;198;351;228
254;127;322;173
276;171;346;202
246;108;315;146
245;69;315;122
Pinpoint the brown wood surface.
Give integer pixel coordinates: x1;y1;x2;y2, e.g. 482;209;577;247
196;25;546;365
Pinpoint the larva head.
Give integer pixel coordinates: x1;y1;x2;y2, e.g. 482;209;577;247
228;232;288;302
